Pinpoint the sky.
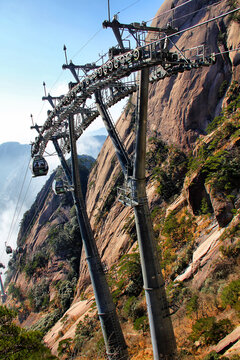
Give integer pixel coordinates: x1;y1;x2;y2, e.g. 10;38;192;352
0;0;164;146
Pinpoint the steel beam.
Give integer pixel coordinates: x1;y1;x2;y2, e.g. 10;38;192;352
52;137;72;184
131;68;178;359
95;90;132;178
0;274;6;304
68;115;128;360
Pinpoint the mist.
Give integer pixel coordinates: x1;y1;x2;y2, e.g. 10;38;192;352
0;131;107;283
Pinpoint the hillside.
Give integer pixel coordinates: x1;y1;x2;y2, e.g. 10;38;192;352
4;155;94;326
3;0;240;359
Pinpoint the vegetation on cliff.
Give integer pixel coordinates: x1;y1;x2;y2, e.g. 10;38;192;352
3;0;240;356
0;305;57;359
148;82;240;359
5;156;94;340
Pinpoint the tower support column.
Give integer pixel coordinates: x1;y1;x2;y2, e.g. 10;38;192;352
67;115;128;360
132;68;177;359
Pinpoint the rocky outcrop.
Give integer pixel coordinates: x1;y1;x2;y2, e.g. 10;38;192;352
147;0;236;149
212;326;240;355
205;184;234;227
86;0;240;269
176;219;224;284
6;1;240;359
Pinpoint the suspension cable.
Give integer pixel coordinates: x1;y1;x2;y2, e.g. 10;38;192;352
170;0;223;25
165;6;240;41
7;177;32;247
6;157;32;246
17;174;53;244
115;0;141;16
0;171;54;268
214;47;240;57
146;0;193;23
0;157;32;263
71;28;103;60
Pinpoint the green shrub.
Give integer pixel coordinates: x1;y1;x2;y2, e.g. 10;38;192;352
8;284;23;301
156;170;179;200
47;221;82;275
203;148;240;193
108;252;143;302
189;317;233;345
31;309;62;335
57;338;73;357
55;278;77;313
170;245;193;278
24;251;49;278
73;315;98;354
221;279;240;312
147;136;168;171
95;336;106;357
220;241;240;259
117;253;143;297
204;353;240;360
203;351;220;360
122;296;145;321
199;197;211;215
0;305;57;359
95;171;125;225
186;294;199;318
206;116;226;134
218;80;228;99
147;137;187;201
133;315;149;332
163;211;195;248
28;280;50;312
156;149;187;201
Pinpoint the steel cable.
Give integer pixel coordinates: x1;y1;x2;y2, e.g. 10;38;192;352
0;157;31;264
146;0;193;23
6;157;32;246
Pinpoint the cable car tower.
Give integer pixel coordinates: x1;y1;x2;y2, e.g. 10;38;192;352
29;4;223;357
0;273;7;304
32;83;129;359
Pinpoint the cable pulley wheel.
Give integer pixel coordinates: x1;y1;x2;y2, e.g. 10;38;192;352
132;49;140;60
114;58;119;68
120;55;125;64
108;60;114;72
103;64;108;75
125;52;132;63
98;67;103;77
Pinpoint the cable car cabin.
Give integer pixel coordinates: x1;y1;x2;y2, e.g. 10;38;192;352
17;246;24;254
6;246;12;254
0;263;5;269
31;155;48;177
53;179;66;195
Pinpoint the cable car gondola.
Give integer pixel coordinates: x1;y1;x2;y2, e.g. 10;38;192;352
52;179;66;195
31;155;49;177
6;246;12;254
0;263;5;269
17;246;24;254
5;242;12;254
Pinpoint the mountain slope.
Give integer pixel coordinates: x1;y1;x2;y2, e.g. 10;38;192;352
4;1;240;359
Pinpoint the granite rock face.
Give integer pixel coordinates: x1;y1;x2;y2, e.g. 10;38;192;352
86;0;240;264
206;184;234;227
147;0;237;149
6;0;240;356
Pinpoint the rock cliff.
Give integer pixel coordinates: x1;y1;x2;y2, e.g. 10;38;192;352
4;0;240;359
